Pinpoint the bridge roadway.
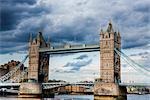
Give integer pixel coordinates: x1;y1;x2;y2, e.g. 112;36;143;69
0;82;150;87
0;82;149;94
39;44;100;54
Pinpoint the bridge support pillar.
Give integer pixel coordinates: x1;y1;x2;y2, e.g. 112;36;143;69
18;82;42;98
94;79;127;100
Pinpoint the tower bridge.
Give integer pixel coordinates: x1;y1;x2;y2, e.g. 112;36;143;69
0;21;150;99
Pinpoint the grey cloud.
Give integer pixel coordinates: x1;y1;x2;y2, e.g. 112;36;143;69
63;59;92;71
54;69;75;73
122;64;127;68
50;53;75;57
0;0;150;54
0;0;35;31
74;54;88;60
1;0;36;5
130;52;149;56
133;1;150;13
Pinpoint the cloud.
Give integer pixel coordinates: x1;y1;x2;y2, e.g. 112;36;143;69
74;54;88;60
63;59;92;71
0;0;150;54
53;69;75;73
130;51;149;57
0;0;38;31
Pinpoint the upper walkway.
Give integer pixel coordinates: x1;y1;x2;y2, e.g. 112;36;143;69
39;44;100;54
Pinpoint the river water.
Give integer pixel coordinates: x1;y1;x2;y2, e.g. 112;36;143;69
0;94;150;100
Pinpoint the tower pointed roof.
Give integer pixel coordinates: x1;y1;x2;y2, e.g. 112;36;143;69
29;33;32;42
47;36;50;43
107;21;114;32
36;32;43;41
117;31;121;37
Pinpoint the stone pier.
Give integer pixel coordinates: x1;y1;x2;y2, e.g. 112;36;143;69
94;79;127;100
19;82;42;98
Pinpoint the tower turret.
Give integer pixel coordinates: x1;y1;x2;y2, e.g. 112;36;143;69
107;21;114;32
29;33;32;42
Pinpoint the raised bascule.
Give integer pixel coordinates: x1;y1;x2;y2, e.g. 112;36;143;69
0;21;149;99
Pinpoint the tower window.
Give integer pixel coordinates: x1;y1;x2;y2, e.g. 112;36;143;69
102;34;104;38
109;33;110;38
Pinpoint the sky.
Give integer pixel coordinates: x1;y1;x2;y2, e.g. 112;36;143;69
0;0;150;83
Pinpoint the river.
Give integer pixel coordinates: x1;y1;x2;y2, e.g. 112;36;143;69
0;94;150;100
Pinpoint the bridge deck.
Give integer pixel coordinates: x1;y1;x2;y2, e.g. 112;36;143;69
119;83;150;86
39;44;100;54
1;82;150;87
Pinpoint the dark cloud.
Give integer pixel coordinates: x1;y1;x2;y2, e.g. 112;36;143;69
111;0;150;49
0;0;50;31
0;0;36;5
122;39;149;49
0;0;50;54
0;0;37;31
0;0;150;54
49;17;99;44
130;52;149;56
74;54;88;60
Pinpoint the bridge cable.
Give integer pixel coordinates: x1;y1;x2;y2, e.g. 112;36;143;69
118;49;150;72
0;55;28;83
119;50;150;75
114;49;147;75
114;48;150;76
115;48;150;75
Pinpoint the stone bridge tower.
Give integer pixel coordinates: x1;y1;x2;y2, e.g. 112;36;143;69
100;22;121;83
28;32;50;83
94;22;126;100
19;32;50;97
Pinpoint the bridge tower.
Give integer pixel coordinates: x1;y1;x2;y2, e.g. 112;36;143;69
19;32;50;97
28;32;50;82
94;22;126;100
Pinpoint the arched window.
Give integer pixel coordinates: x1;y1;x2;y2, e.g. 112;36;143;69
106;35;108;38
106;41;107;45
102;34;104;38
